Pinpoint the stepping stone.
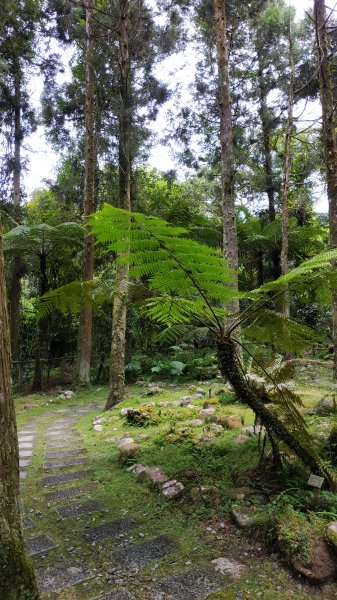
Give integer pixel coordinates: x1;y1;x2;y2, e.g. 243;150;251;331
36;560;94;593
84;519;136;542
43;470;92;487
20;450;33;458
47;424;74;431
46;440;83;449
56;500;105;519
25;534;58;556
114;536;177;569
54;408;71;413
19;459;30;468
93;590;137;600
19;429;37;434
22;515;35;529
44;458;88;470
18;436;35;442
45;448;87;460
20;471;27;480
19;443;33;449
45;483;98;502
45;430;77;437
153;568;225;600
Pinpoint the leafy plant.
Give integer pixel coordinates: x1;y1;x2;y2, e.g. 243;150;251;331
89;204;337;488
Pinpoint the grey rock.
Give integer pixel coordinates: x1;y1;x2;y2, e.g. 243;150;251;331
43;470;92;487
45;448;87;459
22;515;35;529
199;408;216;417
231;509;254;528
153;568;225;600
83;519;136;542
56;500;105;519
114;535;177;568
19;450;33;458
211;557;245;579
93;590;137;600
36;561;94;593
25;534;58;556
190;419;203;427
44;483;98;502
162;480;184;499
43;458;88;470
241;425;266;437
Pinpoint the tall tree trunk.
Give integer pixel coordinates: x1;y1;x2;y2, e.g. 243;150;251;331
76;0;96;385
0;225;39;598
106;0;131;409
256;52;280;280
314;0;337;379
213;0;239;316
32;253;48;392
10;66;22;362
280;15;295;318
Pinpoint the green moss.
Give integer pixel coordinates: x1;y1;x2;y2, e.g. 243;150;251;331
276;508;324;567
0;527;38;599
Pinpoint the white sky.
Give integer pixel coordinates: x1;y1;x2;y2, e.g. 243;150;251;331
25;0;328;213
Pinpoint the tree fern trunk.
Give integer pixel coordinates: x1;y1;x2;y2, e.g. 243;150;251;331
106;0;131;409
217;338;337;489
0;226;39;599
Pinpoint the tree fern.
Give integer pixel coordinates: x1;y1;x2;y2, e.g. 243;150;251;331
89;204;337;488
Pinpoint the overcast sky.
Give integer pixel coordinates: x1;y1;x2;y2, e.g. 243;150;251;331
25;0;328;212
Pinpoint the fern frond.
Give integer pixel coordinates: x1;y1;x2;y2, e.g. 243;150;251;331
38;279;112;319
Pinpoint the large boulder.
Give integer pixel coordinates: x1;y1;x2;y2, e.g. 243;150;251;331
309;393;336;416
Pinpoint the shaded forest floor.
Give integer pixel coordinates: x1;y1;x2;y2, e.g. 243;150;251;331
16;363;337;599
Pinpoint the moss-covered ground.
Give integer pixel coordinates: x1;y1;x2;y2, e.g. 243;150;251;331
16;363;337;599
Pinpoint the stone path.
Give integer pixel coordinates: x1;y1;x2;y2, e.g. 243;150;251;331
19;402;231;599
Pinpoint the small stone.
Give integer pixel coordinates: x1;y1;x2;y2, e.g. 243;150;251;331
190;419;203;427
119;443;141;461
241;425;266;437
116;437;135;447
94;424;103;431
162;480;184;499
231;509;254;528
137;466;169;486
211;557;245;579
234;434;250;443
199;408;216;417
207;423;224;434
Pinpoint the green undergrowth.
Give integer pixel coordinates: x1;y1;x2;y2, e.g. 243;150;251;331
17;365;337;598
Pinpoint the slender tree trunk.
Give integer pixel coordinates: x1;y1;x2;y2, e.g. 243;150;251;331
76;0;96;385
0;225;39;599
314;0;337;379
213;0;239;316
106;0;131;409
280;16;295;318
10;67;22;362
32;254;48;392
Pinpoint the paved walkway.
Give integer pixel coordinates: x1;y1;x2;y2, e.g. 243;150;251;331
18;403;229;599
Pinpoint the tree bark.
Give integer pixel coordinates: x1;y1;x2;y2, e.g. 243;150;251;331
213;0;239;316
314;0;337;379
76;0;97;385
0;225;39;598
32;253;48;392
10;66;22;362
280;15;295;318
106;0;131;409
